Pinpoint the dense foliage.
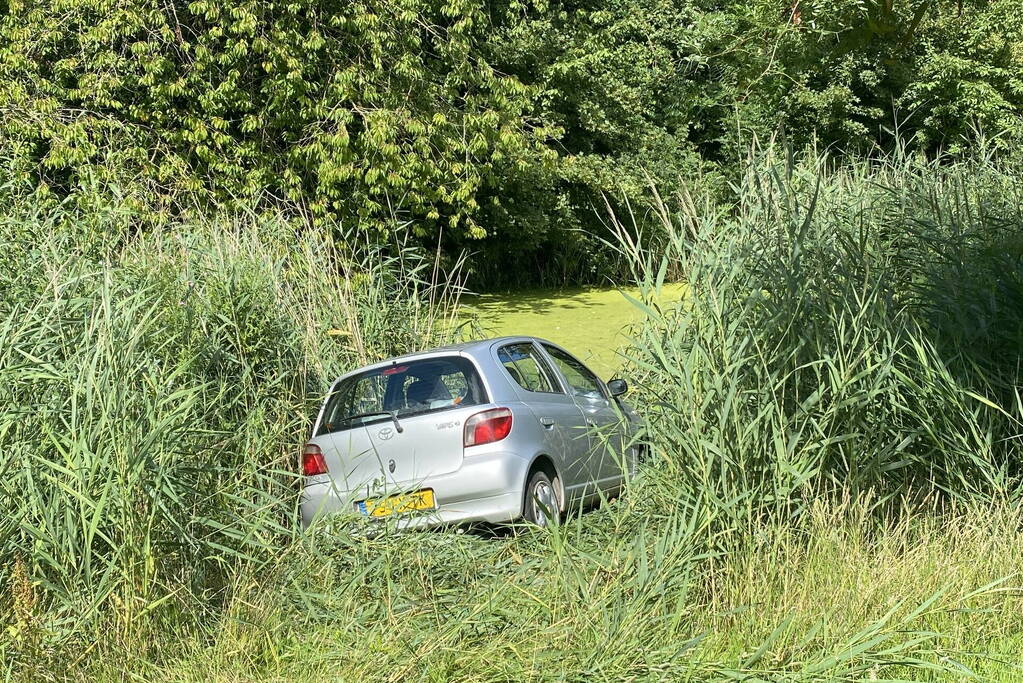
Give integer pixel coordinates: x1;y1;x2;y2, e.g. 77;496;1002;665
0;0;551;236
2;0;1021;285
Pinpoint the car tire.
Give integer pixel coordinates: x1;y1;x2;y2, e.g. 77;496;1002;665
523;469;560;527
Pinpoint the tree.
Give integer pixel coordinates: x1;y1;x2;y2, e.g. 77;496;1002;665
0;0;552;236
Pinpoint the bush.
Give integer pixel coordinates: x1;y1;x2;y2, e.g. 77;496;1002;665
0;0;549;236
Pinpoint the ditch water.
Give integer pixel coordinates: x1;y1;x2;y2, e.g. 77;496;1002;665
461;284;686;379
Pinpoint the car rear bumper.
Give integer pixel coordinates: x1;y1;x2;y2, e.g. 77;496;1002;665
300;450;530;528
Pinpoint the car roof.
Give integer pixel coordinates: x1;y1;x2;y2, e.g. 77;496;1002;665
384;336;551;362
334;336;554;377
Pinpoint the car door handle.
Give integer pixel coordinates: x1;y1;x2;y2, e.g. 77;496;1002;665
539;417;555;427
586;419;596;426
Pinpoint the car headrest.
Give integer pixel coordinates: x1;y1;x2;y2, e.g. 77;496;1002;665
406;377;451;405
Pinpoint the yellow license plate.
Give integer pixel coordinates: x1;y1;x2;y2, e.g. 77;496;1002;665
356;489;435;517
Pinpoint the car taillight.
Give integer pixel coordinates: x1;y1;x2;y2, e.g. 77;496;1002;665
464;407;513;447
301;443;328;476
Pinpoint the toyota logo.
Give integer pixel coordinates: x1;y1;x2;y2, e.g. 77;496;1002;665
378;427;394;440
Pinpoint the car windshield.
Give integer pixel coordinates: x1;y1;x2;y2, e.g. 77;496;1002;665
317;356;486;435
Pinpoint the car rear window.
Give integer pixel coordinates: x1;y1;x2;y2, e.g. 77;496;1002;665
317;356;486;435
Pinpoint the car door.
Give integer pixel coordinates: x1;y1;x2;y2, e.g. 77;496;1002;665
540;343;627;492
494;342;592;502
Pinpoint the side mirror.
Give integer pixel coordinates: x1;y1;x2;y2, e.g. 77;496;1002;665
607;378;628;397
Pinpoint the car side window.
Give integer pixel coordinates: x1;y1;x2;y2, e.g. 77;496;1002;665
497;343;561;394
543;345;604;400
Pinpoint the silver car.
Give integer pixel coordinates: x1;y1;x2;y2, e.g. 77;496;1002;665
300;336;641;528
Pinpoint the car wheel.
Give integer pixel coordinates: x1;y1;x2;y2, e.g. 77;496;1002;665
523;470;560;527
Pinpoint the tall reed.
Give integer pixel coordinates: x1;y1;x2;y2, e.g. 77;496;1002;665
0;199;462;665
613;145;1023;527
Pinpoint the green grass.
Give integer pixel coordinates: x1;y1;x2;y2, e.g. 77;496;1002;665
65;498;1023;680
463;284;686;378
2;145;1023;680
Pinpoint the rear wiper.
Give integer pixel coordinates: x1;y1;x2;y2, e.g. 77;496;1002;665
346;410;404;433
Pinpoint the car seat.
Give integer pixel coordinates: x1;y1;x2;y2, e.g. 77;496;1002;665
405;376;452;407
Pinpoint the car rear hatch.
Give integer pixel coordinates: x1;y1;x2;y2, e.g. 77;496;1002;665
307;355;488;500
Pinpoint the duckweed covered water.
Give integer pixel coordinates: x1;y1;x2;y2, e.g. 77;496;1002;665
462;284;686;378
